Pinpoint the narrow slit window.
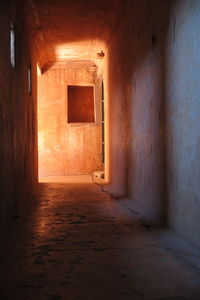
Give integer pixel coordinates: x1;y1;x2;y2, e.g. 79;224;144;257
10;23;15;68
28;65;32;94
67;85;95;123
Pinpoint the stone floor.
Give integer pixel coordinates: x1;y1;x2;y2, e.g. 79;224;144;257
1;177;200;300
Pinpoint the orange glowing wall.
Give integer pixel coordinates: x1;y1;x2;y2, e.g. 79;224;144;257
38;66;103;177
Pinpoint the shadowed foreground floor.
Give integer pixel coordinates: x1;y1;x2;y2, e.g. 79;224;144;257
1;177;200;299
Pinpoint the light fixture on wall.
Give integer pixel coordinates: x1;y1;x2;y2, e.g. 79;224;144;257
96;50;105;59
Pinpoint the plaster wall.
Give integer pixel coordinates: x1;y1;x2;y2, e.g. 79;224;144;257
0;0;38;230
105;0;170;222
106;0;200;245
165;0;200;248
38;67;103;176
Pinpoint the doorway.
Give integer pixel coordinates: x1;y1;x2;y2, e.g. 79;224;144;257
37;65;104;181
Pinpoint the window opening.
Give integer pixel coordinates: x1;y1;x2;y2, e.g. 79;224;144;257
67;85;95;123
10;22;15;68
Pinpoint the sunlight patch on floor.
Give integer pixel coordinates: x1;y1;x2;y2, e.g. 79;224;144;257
39;175;93;184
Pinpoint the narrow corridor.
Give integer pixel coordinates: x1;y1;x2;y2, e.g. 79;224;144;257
0;178;200;300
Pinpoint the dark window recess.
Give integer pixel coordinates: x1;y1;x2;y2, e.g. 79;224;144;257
68;85;95;123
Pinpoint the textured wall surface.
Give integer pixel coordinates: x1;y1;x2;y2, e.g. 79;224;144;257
104;0;170;222
0;1;38;230
106;0;200;245
38;67;103;176
126;1;170;222
166;0;200;248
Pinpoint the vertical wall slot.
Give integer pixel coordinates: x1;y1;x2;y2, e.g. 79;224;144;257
101;80;105;164
28;65;32;94
151;35;156;52
10;22;16;68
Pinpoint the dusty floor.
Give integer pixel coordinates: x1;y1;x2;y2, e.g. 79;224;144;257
1;177;200;300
